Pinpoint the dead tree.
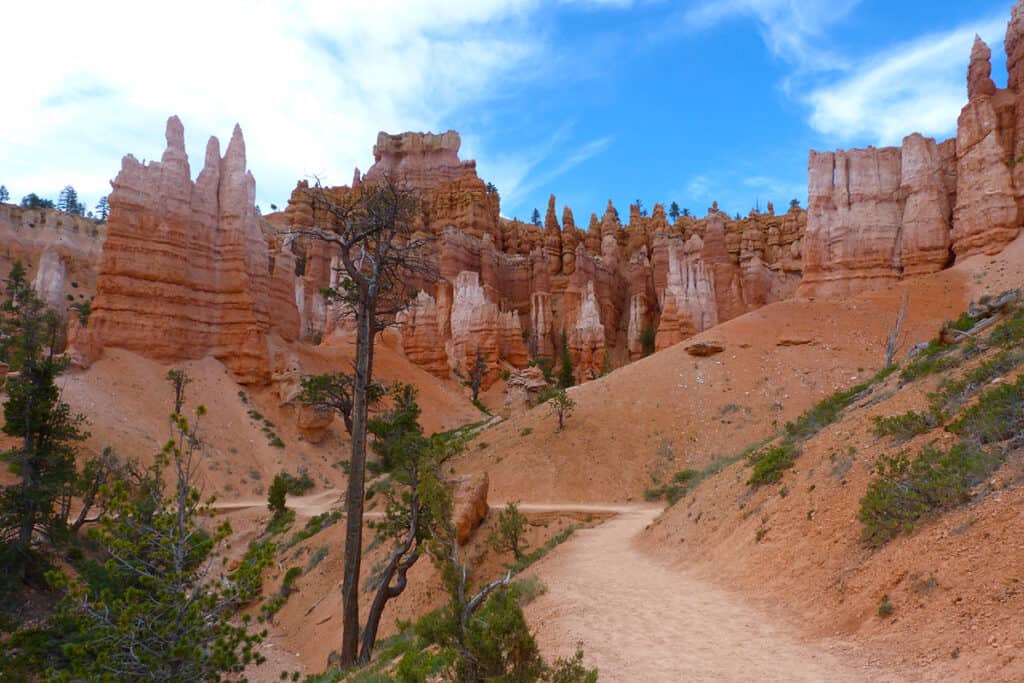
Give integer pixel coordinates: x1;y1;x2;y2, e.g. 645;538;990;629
286;177;437;667
885;292;909;368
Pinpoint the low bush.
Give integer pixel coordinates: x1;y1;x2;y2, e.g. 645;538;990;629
784;368;892;442
878;594;895;618
947;375;1024;445
989;307;1024;348
872;411;935;442
260;566;302;621
900;341;958;383
285;510;341;549
929;348;1024;417
859;442;1002;546
747;443;798;487
644;469;701;504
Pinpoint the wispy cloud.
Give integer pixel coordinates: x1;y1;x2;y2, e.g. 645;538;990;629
0;0;547;209
805;16;1005;145
683;0;859;73
466;125;613;216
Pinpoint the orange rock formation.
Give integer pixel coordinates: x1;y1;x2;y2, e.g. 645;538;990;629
799;17;1024;298
84;117;300;384
286;136;806;383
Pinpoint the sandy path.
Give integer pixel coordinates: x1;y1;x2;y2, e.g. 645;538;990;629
524;505;900;683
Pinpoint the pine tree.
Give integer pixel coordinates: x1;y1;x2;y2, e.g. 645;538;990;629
558;330;574;389
57;186;80;214
20;193;55;209
94;196;110;221
531;208;541;226
668;201;680;221
0;261;87;583
487;501;529;561
50;395;265;681
0;185;9;203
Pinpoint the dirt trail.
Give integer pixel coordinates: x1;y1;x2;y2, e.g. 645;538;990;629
524;505;901;683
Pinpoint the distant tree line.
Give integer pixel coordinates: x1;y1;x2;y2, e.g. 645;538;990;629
3;184;109;222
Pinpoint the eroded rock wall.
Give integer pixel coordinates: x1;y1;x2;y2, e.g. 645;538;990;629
86;116;299;383
799;18;1024;298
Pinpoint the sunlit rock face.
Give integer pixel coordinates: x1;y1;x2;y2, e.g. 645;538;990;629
286;130;807;379
799;16;1024;299
86;116;299;384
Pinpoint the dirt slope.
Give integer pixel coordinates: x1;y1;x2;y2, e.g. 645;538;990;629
54;333;481;500
452;261;970;505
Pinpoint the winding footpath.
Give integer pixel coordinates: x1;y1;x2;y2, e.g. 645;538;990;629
223;494;900;681
522;505;901;682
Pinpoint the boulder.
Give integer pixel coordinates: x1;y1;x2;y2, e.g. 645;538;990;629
684;340;725;357
451;472;489;543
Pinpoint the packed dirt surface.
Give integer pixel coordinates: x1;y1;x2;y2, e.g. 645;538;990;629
524;505;899;682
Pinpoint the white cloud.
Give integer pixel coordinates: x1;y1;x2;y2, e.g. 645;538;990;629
683;0;859;71
805;17;1005;145
0;0;546;210
464;123;612;215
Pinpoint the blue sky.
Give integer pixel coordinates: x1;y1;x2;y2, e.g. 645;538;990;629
0;0;1011;222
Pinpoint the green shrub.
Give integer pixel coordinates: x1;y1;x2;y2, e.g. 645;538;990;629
285;510;341;549
948;375;1024;444
878;594;894;618
747;443;798;486
989;308;1024;348
260;566;302;620
900;341;957;383
520;427;533;437
784;372;887;442
929;348;1024;417
307;546;329;570
230;540;276;603
858;442;1001;546
278;469;314;495
644;469;701;504
948;312;981;332
872;411;934;442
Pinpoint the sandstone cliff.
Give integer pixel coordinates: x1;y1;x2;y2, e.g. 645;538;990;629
799;16;1024;298
84;117;300;383
0;203;105;314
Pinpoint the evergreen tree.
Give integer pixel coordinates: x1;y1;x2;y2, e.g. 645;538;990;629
668;201;680;221
468;348;488;403
358;384;451;663
790;198;801;209
0;185;9;203
531;208;541;226
57;186;80;214
558;330;574;389
0;261;87;584
49;396;265;681
20;193;55;210
94;196;110;221
547;389;576;432
487;501;529;561
682;207;690;217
